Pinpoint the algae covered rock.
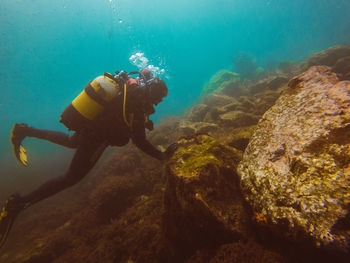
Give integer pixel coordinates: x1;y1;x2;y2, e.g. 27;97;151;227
201;70;240;97
187;104;210;122
202;93;236;108
219;78;245;97
224;125;256;152
332;56;350;81
301;45;350;71
249;75;289;94
163;134;248;258
238;66;350;252
219;110;259;128
89;174;150;223
179;120;219;135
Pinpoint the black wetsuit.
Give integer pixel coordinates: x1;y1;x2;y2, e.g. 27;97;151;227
21;78;163;207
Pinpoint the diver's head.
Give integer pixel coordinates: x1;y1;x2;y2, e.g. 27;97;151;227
147;77;168;105
139;67;153;81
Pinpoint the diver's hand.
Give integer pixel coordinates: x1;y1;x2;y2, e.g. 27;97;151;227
163;142;178;160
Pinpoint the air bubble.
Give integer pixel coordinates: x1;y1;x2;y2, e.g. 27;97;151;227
129;53;166;77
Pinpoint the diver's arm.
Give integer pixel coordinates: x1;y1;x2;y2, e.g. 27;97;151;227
128;87;178;160
131;119;164;160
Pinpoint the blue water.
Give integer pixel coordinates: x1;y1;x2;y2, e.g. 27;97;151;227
1;0;350;174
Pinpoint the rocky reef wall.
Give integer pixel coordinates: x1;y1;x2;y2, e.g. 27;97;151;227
1;45;350;263
238;66;350;253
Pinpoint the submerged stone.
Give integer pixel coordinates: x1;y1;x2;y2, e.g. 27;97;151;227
219;110;260;128
201;70;240;97
163;134;247;258
187;104;210;122
238;66;350;252
249;75;289;94
178;120;219;135
301;45;350;71
332;56;350;81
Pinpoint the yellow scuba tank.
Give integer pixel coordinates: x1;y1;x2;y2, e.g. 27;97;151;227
60;73;121;131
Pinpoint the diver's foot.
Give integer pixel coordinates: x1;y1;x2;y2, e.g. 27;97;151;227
0;193;24;249
10;123;29;166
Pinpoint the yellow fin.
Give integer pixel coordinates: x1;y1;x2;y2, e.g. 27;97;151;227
19;145;28;166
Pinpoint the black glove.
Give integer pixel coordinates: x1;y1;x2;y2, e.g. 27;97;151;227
163;142;179;160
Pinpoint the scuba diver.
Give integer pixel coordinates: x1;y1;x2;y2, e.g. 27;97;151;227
0;68;178;249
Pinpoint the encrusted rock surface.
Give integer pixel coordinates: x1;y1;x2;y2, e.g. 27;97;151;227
201;70;240;97
332;56;350;81
219;110;260;128
163;134;247;258
249;76;289;94
178;120;219;135
238;66;350;252
187;104;210;122
301;45;350;71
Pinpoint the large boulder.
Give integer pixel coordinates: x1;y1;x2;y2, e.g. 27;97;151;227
186;104;210;122
238;66;350;252
301;45;350;71
332;56;350;81
219;78;246;97
202;93;237;108
178;120;219;135
201;70;240;97
249;75;289;94
163;134;247;259
219;110;260;128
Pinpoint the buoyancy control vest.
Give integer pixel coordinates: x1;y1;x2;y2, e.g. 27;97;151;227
60;73;125;132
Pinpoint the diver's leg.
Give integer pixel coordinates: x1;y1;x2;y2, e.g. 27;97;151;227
0;193;23;249
11;123;78;148
21;138;108;207
0;138;107;249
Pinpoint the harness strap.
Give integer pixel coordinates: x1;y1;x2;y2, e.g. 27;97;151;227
123;83;130;127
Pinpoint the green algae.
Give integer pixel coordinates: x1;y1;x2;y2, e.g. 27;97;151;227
170;135;242;177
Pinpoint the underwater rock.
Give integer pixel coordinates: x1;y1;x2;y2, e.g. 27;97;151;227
89;175;151;223
332;56;350;81
163;134;248;258
238;66;350;252
252;89;286;116
219;110;260;128
224;126;256;152
148;116;181;146
203;108;221;124
279;60;300;76
219;78;247;98
201;70;240;97
187;104;210;122
301;45;350;71
200;94;239;124
249;75;289;94
202;93;236;108
216;99;244;114
186;240;286;263
179;121;219;135
238;96;256;110
201;99;245;125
